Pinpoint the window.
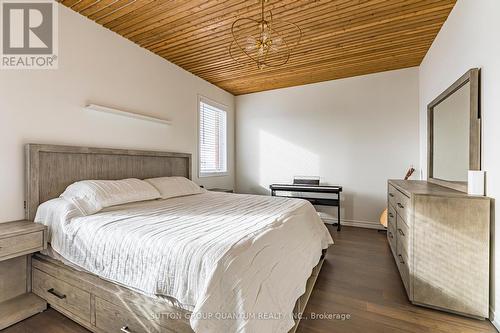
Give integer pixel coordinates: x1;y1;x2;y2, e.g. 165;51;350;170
199;96;227;177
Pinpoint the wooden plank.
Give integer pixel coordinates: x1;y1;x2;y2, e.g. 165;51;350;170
0;232;44;261
0;293;47;330
60;0;457;94
150;0;452;60
0;257;27;303
90;0;149;22
0;221;46;239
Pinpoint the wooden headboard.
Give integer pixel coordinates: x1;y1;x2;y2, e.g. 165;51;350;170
25;144;192;221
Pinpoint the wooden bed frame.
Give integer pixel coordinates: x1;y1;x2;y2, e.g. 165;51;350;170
25;144;326;333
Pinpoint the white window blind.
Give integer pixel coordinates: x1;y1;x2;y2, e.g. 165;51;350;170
199;98;227;176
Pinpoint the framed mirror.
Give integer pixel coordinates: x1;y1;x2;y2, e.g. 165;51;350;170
427;68;480;193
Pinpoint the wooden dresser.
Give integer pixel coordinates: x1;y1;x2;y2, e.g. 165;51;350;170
0;221;47;329
387;180;490;318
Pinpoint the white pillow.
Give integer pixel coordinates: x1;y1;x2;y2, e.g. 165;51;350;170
145;177;205;199
60;178;160;215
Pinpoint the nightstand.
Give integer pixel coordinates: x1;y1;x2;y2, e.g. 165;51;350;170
0;221;47;329
208;188;234;193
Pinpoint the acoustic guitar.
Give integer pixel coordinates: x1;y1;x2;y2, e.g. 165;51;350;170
379;167;415;228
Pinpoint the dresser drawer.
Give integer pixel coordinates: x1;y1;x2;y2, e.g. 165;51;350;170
95;298;178;333
32;268;90;322
387;206;397;256
387;227;396;258
396;248;410;295
396;192;411;224
0;231;43;260
388;205;396;230
388;185;398;209
396;217;410;255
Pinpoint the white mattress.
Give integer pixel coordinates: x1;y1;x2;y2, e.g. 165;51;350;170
36;192;333;333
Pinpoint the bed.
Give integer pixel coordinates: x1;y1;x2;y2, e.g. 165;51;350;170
25;144;333;333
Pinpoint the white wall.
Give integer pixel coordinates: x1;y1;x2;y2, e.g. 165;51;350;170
418;0;500;327
0;5;235;222
236;68;419;228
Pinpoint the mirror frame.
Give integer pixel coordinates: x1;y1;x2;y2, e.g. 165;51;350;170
427;68;480;193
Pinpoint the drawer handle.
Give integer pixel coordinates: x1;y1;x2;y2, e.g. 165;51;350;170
398;228;405;236
397;203;404;209
389;213;394;218
398;254;405;264
121;326;133;333
47;288;66;299
388;231;393;239
389;193;394;197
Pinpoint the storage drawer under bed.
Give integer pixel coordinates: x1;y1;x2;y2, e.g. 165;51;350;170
32;268;91;322
96;297;165;333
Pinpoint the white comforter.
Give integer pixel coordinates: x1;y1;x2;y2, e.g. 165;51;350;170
35;192;333;333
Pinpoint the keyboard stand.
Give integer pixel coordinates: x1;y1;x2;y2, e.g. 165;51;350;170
269;184;342;231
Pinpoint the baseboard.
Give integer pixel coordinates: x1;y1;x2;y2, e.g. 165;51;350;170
321;217;385;230
490;306;500;332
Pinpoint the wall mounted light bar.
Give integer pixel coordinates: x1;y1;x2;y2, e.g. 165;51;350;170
85;104;172;125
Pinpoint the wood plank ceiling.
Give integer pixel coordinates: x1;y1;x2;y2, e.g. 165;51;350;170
61;0;456;95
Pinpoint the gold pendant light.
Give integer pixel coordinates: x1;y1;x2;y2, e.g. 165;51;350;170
229;0;302;69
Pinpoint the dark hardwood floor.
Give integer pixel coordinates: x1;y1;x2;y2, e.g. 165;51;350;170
3;226;497;333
